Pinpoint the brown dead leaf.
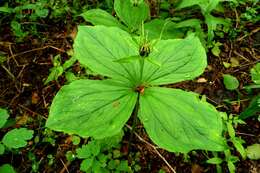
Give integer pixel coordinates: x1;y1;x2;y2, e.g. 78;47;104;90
192;164;203;173
197;78;207;83
32;92;40;104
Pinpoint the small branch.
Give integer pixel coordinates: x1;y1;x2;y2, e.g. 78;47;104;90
125;124;176;173
1;65;16;80
237;28;260;42
236;132;255;137
128;93;140;151
59;159;70;173
9;45;65;60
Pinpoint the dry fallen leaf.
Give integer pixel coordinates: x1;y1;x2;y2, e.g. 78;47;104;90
31;92;40;104
197;78;207;83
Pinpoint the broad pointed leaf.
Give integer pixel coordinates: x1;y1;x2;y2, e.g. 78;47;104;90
142;34;207;85
80;9;127;30
177;0;220;14
74;26;140;85
46;80;138;138
114;0;150;30
139;87;226;152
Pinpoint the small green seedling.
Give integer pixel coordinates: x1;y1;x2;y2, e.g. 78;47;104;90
0;108;34;172
0;108;34;151
240;63;260;119
223;74;239;91
44;53;77;85
75;132;133;173
207;113;247;173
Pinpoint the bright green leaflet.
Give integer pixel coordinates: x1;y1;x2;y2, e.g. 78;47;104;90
46;80;138;138
141;34;207;85
2;128;34;149
46;26;225;152
139;87;225;152
0;108;9;128
114;0;150;30
74;26;139;85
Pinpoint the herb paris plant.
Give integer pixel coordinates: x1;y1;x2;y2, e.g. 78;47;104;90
46;25;226;153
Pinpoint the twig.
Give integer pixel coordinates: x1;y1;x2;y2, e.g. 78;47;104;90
1;65;16;80
233;58;260;72
233;50;250;62
236;132;256;137
59;159;70;173
234;8;239;29
237;27;260;42
125;124;176;173
0;99;46;119
9;45;65;60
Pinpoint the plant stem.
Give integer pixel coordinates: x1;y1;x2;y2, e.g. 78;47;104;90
139;58;144;83
128;92;140;153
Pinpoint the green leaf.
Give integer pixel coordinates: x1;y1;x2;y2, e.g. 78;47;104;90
177;0;220;14
74;26;139;85
251;63;260;85
65;72;77;83
239;95;260;119
117;160;130;172
232;137;246;159
246;144;260;160
144;19;184;40
114;0;150;30
0;7;13;13
139;87;226;152
80;9;127;30
46;79;138;138
2;128;34;149
0;164;16;173
205;14;231;42
142;34;207;85
35;9;49;18
92;159;103;173
11;21;28;40
0;108;9;128
98;131;123;151
44;66;63;85
226;122;235;138
211;42;222;57
113;55;140;63
227;161;236;173
63;56;76;70
0;143;5;155
206;157;223;164
223;74;239;90
71;135;80;145
80;158;94;172
76;144;93;159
